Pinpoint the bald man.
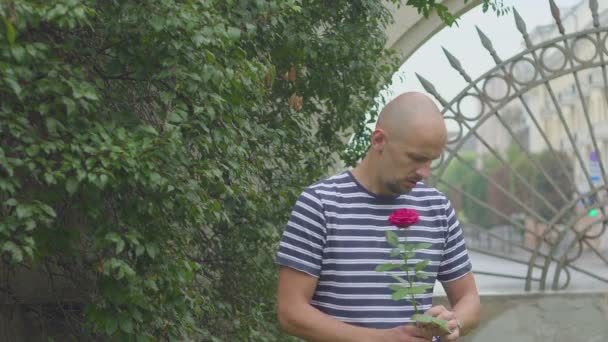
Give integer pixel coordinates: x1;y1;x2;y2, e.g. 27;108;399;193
276;92;480;342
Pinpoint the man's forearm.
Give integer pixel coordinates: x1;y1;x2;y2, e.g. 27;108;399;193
279;303;380;342
451;293;481;336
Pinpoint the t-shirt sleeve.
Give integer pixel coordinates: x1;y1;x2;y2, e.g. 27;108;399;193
276;189;327;278
437;198;473;283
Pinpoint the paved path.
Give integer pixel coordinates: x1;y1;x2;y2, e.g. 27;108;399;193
434;250;608;295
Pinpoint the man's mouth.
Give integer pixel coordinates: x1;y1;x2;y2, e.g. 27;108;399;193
404;179;418;187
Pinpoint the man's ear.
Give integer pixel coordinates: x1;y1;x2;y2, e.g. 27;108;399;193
371;128;387;152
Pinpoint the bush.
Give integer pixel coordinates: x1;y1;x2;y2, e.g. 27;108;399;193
0;0;506;340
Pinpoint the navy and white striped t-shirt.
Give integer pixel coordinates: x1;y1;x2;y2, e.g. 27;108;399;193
276;171;472;329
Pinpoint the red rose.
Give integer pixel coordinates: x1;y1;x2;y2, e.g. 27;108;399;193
388;209;419;228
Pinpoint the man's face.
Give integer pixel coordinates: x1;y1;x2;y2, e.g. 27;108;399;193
377;128;446;195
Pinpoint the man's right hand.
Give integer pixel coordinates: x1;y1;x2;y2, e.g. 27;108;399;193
376;325;434;342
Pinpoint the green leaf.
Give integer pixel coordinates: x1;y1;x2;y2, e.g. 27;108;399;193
16;205;32;219
4;198;17;206
115;239;125;254
105;232;120;243
39;204;57;218
411;314;452;335
388;283;406;292
24;219;36;231
3;18;15;45
5;78;21;96
135;244;145;257
414;260;429;272
401;243;417;252
105;317;118;335
144;279;159;292
415;272;428;279
415;242;433;250
2;241;23;262
150;16;164;31
119;317;134;334
399;265;411;272
386;230;399;247
99;174;109;185
227;27;241;39
65;178;78;194
391;284;431;297
412;284;434;293
145;243;159;259
63;97;76;115
391;287;410;300
390;274;408;285
374;263;400;272
136;335;154;342
140;125;158;136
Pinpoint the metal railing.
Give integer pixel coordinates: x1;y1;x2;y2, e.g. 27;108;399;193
419;0;608;291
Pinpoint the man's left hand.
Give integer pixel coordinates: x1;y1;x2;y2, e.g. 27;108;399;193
422;305;460;341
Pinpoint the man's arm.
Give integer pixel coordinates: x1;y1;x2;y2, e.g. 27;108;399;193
442;272;480;335
277;266;433;342
423;196;480;340
277;267;376;342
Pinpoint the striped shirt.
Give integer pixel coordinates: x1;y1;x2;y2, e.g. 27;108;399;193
276;171;472;329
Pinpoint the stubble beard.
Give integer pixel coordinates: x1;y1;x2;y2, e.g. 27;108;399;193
385;180;412;196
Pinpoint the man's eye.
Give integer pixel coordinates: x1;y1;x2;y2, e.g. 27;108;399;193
411;156;427;163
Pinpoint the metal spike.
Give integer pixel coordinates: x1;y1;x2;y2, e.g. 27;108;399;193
415;73;449;109
442;47;472;83
442;47;462;70
590;0;599;28
513;8;532;48
476;26;502;64
549;0;565;35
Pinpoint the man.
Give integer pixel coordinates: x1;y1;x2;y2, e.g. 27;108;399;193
276;92;480;341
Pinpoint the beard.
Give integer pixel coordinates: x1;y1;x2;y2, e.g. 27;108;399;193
384;180;414;195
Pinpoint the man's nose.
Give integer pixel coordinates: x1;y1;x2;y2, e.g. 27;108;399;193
416;162;432;179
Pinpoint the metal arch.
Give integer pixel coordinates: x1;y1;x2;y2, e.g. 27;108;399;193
423;28;608;187
419;0;608;291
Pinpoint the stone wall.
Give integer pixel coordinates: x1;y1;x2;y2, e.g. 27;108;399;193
435;290;608;342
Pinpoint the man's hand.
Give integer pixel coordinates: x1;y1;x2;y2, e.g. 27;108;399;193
376;325;434;342
422;305;460;341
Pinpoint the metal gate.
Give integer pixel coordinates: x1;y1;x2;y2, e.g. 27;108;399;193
418;0;608;291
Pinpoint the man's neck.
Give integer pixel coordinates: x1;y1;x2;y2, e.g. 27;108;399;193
351;156;387;196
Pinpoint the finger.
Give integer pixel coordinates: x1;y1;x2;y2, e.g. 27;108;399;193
441;320;461;340
443;330;460;341
410;331;434;342
436;310;455;321
411;337;434;342
424;305;447;317
446;319;458;332
429;319;456;338
413;326;434;339
403;325;434;339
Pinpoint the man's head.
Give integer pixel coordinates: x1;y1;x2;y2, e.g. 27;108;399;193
369;92;447;195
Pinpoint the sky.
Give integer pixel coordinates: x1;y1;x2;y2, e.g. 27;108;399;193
384;0;585;113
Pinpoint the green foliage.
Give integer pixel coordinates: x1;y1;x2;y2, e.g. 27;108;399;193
440;151;491;226
1;0;508;340
394;0;509;27
440;146;574;227
510;148;574;221
411;313;452;335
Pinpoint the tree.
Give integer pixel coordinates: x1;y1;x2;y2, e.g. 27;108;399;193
511;149;574;221
441;144;575;230
1;0;507;340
